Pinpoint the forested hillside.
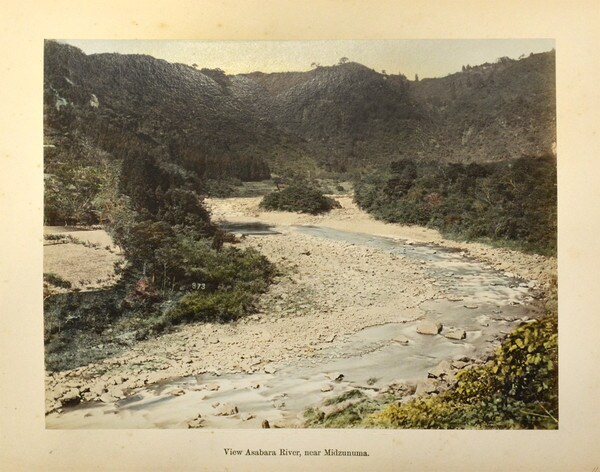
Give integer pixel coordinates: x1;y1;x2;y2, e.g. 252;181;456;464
239;52;555;172
354;154;557;255
43;41;558;430
45;41;555;185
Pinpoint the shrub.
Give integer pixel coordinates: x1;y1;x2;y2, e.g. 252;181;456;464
203;179;238;197
354;155;557;256
259;182;341;214
365;315;558;429
43;272;72;289
165;289;253;324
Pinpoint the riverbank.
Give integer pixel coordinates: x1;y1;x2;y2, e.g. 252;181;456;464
44;196;556;425
44;220;438;416
208;196;556;288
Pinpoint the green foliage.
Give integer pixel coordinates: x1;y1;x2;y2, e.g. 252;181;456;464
260;182;341;215
365;315;558;429
304;395;394;428
203;178;239;197
159;241;274;324
323;389;365;406
165;289;253;324
44;233;68;242
354;155;557;256
44;165;105;225
456;316;558;405
116;221;274;293
43;272;72;289
43;287;134;371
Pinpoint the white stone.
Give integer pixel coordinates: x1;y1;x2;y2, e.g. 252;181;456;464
416;319;442;335
444;328;466;340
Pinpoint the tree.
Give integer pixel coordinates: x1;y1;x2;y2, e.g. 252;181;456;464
338;57;349;65
415;74;419;82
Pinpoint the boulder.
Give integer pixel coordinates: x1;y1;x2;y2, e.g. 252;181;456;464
99;392;117;404
326;372;344;381
216;404;238;416
108;387;126;399
168;388;186;396
59;388;81;406
240;412;254;421
415;379;439;396
428;360;453;379
187;414;203;428
451;360;468;370
320;384;333;392
264;365;276;374
444;328;466;340
416;320;442;335
393;335;410;345
527;280;539;289
90;383;106;397
205;383;220;391
50;386;67;400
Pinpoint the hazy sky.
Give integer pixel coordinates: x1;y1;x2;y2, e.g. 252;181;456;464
62;39;554;79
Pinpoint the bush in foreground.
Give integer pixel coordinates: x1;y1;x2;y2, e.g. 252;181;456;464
306;312;558;429
259;182;341;215
366;314;558;429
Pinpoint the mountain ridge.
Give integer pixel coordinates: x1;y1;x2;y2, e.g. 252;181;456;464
44;41;556;180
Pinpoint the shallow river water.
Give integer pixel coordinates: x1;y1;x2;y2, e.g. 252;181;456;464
46;224;535;429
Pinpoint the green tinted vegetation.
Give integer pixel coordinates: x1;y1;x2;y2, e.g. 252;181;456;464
44;142;275;371
304;395;393;428
306;286;558;430
366;314;558;429
43;273;72;290
260;181;341;214
323;389;365;406
354;154;557;256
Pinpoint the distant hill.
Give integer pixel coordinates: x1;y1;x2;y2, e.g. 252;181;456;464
239;63;421;172
236;53;555;172
44;40;275;182
411;53;556;163
44;41;555;182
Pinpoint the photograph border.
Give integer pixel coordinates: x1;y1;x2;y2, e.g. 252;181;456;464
1;1;600;470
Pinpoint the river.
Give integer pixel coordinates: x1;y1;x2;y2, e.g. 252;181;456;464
46;220;536;429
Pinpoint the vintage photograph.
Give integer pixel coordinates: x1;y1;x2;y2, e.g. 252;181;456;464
42;39;557;430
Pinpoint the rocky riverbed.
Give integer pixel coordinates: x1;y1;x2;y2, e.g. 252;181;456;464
44;196;556;428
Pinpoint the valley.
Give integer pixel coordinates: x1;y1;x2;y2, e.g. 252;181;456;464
42;40;558;430
44;197;555;428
